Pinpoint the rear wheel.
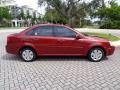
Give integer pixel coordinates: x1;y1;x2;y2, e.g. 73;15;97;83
20;48;37;62
88;48;105;62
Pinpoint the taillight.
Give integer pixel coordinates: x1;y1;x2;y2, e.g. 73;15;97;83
6;33;19;45
7;36;10;44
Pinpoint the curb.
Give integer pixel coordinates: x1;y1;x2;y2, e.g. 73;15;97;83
0;30;23;33
113;45;120;48
0;28;26;33
0;29;24;33
110;41;120;48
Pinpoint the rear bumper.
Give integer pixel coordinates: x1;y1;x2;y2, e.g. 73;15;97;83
6;45;18;55
106;46;115;56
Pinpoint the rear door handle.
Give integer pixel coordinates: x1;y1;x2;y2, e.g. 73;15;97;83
57;39;65;42
32;38;39;40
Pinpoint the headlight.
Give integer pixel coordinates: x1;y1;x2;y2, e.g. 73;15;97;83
109;41;112;46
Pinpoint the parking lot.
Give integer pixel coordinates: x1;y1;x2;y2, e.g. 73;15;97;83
1;32;120;90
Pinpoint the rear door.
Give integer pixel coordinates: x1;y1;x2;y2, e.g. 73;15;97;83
26;26;60;55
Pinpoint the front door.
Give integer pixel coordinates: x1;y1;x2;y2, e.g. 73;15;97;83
53;26;85;55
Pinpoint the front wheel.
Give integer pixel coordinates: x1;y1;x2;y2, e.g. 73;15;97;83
20;48;37;62
88;48;105;62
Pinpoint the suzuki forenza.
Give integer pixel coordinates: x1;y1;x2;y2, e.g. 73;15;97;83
6;24;115;62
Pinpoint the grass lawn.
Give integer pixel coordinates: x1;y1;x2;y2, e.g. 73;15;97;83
83;32;120;41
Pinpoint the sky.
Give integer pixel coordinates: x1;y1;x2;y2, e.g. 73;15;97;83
15;0;120;15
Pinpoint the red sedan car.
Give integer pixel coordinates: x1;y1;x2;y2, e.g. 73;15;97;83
6;24;115;62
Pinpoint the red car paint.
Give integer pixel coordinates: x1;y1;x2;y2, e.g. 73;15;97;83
6;24;115;57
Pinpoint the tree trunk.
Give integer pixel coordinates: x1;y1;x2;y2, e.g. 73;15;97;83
68;3;73;27
68;17;72;27
101;0;105;8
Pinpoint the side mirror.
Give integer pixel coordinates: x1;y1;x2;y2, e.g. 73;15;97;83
76;34;81;39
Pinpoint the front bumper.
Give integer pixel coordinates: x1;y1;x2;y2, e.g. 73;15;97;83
106;46;115;56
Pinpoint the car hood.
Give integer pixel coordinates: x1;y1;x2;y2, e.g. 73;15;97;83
85;36;109;42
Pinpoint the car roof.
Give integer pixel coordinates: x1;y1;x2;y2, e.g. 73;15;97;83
32;24;72;29
20;24;72;34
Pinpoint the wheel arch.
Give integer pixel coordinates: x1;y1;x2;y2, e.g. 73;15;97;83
19;45;37;56
87;46;106;57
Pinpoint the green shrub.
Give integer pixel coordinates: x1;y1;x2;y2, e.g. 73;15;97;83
100;20;120;29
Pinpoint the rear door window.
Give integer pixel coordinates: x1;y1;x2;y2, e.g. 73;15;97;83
26;26;54;36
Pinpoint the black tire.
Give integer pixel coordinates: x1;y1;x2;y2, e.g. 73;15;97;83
19;48;37;62
88;47;105;62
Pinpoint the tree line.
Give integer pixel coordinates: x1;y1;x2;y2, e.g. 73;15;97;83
0;7;41;27
39;0;120;29
0;0;120;29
